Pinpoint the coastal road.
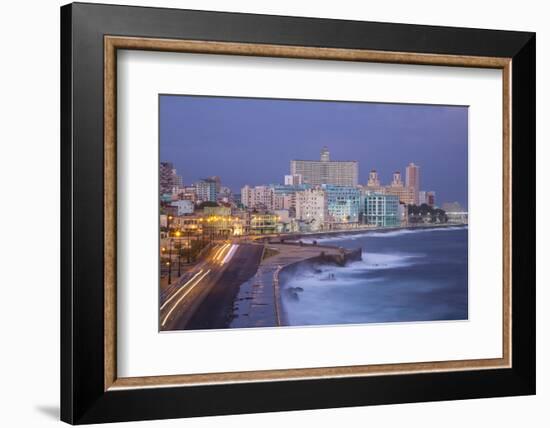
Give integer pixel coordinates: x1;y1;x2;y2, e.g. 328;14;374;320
160;240;264;331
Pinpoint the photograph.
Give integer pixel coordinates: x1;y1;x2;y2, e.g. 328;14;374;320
158;95;469;331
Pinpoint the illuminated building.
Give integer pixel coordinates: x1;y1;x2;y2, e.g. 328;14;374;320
250;213;279;234
203;206;231;216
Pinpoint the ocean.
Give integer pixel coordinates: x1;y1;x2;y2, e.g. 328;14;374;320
282;226;468;326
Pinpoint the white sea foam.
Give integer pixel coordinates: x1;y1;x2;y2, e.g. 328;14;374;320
282;252;425;325
286;252;423;287
359;252;424;269
365;226;466;238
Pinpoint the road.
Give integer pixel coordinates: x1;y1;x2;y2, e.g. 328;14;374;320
160;240;264;331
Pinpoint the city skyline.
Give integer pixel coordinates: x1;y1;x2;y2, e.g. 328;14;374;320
158;95;469;332
160;95;468;208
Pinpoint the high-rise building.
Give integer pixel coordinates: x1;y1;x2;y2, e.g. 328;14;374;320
160;162;183;195
290;147;358;186
405;162;420;204
364;193;400;227
195;179;218;202
323;185;361;225
294;188;328;231
207;176;222;193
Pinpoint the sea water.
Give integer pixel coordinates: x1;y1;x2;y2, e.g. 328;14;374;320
282;227;468;326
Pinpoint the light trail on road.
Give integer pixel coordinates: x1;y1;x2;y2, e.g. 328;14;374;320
215;243;232;264
213;243;230;261
161;269;211;327
160;269;204;311
221;244;239;265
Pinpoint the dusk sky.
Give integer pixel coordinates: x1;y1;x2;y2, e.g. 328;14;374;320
160;95;468;208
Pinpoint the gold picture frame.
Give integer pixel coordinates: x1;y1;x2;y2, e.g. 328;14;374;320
103;35;512;392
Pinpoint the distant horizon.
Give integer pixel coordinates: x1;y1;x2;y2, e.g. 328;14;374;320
160;95;468;208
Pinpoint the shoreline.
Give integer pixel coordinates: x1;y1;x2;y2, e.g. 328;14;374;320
274;223;467;242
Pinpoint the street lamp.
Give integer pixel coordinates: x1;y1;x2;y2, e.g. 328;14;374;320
174;230;182;278
166;215;173;237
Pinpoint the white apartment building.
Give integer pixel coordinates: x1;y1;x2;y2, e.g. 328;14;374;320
294;188;327;231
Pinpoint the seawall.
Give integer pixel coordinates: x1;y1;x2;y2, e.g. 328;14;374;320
276;223;467;242
274;245;362;326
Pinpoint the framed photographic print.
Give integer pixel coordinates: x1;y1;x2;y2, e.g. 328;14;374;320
60;2;536;424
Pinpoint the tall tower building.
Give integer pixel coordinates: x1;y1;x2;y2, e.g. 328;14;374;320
406;162;420;204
